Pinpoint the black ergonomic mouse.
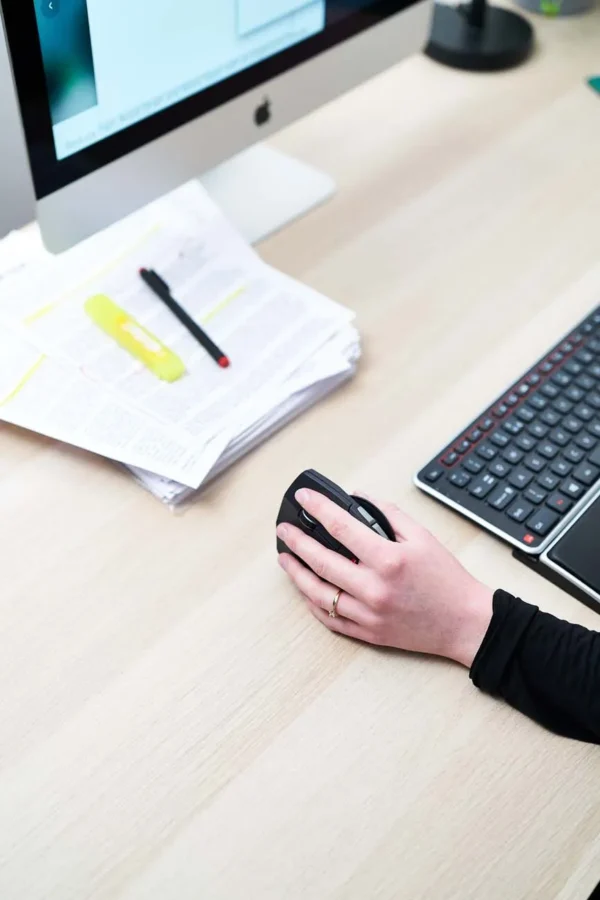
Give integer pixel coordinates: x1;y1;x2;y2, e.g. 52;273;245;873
276;470;396;569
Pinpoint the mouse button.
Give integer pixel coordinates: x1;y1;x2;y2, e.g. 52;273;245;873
354;504;376;526
312;525;343;554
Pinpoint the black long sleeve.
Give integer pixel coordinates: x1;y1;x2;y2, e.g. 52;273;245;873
470;590;600;744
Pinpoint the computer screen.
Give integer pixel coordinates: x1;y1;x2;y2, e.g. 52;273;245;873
7;0;406;199
2;0;427;249
35;1;372;162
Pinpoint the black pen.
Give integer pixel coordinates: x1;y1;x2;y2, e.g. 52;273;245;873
139;268;230;369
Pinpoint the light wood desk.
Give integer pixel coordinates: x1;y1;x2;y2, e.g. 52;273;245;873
2;11;600;900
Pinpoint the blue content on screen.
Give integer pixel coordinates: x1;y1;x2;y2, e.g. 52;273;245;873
33;0;327;161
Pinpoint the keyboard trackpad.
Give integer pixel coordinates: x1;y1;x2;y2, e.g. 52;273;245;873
548;496;600;594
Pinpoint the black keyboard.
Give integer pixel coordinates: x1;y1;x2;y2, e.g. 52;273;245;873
416;306;600;554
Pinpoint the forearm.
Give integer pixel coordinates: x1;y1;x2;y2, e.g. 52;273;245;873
470;590;600;744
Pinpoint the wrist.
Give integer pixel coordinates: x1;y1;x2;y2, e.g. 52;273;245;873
447;582;494;669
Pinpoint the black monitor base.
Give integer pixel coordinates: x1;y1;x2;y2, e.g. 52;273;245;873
425;3;534;72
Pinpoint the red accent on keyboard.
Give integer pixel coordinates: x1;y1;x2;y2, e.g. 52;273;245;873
437;331;584;467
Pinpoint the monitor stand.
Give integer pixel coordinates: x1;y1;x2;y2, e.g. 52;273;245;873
199;144;336;245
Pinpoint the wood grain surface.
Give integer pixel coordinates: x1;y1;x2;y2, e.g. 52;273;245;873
1;10;600;899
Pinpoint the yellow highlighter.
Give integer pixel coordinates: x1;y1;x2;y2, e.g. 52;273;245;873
84;294;186;383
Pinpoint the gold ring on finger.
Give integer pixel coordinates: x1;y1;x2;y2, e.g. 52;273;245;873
329;588;342;618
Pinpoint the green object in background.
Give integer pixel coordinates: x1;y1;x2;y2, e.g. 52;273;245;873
589;77;600;96
540;0;561;14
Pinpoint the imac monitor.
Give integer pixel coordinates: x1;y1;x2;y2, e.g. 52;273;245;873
1;0;432;252
0;17;34;237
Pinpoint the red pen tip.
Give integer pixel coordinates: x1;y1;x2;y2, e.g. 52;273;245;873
218;356;230;369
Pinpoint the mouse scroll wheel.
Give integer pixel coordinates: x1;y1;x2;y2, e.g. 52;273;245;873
300;509;317;528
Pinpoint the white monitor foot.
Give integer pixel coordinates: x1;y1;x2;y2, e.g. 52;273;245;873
199;144;336;245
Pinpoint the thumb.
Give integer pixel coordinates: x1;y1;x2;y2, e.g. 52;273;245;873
353;491;423;542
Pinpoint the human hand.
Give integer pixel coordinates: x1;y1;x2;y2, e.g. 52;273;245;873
277;489;494;668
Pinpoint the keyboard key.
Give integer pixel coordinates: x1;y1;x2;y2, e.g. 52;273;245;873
541;382;560;399
464;456;484;474
589;446;600;467
546;492;573;514
449;470;471;488
516;406;536;423
476;443;497;461
490;459;511;478
576;349;594;364
587;392;600;410
539;361;553;374
550;457;572;477
589;364;600;380
540;409;561;427
468;473;497;499
506;393;519;407
561;342;574;354
504;417;523;435
503;446;524;465
575;432;597;452
528;394;547;411
551;371;571;388
488;485;518;511
561;478;585;500
565;360;583;376
509;467;533;489
550;351;564;364
456;439;471;454
516;432;536;452
581;324;594;336
530;421;550;438
524;454;545;473
443;452;459;466
553;397;573;415
424;466;444;482
574;404;594;422
480;417;494;431
576;374;595;391
564;444;585;464
588;420;600;438
526;508;560;536
538;441;559;460
469;428;483;442
490;430;510;448
566;385;585;403
538;471;559;491
507;500;534;523
562;416;583;434
572;462;600;486
524;484;547;505
549;427;569;447
528;373;541;386
494;403;509;418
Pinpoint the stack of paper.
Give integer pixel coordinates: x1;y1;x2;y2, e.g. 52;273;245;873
0;182;359;504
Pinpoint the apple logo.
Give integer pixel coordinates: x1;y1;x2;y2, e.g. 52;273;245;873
254;98;272;127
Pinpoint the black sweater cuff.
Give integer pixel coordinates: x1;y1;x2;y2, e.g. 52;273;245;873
469;589;600;744
470;590;538;693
